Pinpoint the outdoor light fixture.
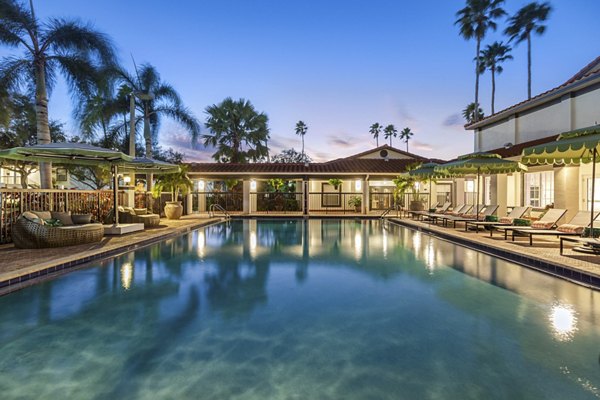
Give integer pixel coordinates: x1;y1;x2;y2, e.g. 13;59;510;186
250;180;257;191
355;179;362;191
123;176;131;185
197;180;205;190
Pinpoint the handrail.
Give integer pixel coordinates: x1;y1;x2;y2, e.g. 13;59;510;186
209;203;231;219
380;206;394;219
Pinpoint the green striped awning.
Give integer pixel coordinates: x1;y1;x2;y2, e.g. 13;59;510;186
435;152;527;175
521;125;600;165
0;143;133;166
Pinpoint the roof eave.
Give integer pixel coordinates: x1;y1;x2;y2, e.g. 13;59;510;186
465;73;600;130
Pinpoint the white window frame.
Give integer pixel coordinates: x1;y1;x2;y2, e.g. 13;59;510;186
524;171;553;208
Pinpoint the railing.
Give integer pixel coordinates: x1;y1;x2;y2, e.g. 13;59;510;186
0;189;125;244
209;204;231;219
308;192;362;214
251;192;302;213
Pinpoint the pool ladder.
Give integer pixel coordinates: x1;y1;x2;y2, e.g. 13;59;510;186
209;204;231;220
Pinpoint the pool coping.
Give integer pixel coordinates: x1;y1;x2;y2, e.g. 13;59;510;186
388;218;600;290
0;218;224;295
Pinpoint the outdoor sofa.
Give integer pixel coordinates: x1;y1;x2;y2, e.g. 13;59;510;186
13;211;103;249
117;206;160;228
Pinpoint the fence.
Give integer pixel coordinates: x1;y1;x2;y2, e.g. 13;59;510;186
0;189;125;244
308;192;362;214
251;192;302;213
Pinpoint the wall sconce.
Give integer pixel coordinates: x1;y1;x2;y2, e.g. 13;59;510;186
250;180;257;191
355;179;362;191
123;176;131;185
197;180;205;191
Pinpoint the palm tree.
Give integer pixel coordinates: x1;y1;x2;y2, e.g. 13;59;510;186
369;122;382;147
383;124;397;147
477;41;512;114
295;120;307;158
505;2;552;99
116;64;200;160
462;102;485;124
203;97;270;163
0;0;117;188
399;127;414;153
455;0;506;123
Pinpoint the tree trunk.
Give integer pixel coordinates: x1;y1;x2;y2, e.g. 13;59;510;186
527;34;532;100
34;59;53;189
491;66;496;114
474;38;481;122
143;111;153;191
406;141;409;153
20;171;29;189
376;136;378;147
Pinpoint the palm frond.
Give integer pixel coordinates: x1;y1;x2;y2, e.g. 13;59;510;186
0;55;31;92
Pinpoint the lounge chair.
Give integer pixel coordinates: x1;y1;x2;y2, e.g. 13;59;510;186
437;204;483;227
464;206;530;234
445;204;499;229
12;211;104;249
411;202;451;220
492;208;567;239
511;210;600;245
426;204;470;225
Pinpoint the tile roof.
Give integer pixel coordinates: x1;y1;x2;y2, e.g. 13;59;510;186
486;135;559;159
466;56;600;129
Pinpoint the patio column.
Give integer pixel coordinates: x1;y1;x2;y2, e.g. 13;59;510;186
186;193;193;214
302;180;308;216
554;165;579;221
492;174;507;217
243;179;250;214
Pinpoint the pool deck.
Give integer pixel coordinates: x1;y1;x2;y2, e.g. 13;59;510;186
389;217;600;289
1;212;599;293
0;215;223;293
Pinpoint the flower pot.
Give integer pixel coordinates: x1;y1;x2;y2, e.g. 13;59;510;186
409;200;425;211
354;205;361;213
164;201;183;220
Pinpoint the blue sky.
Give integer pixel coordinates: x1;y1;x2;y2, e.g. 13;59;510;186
8;0;600;162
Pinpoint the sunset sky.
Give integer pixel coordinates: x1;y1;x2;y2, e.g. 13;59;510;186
8;0;600;162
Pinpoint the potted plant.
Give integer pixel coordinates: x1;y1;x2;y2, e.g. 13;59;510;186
348;196;362;212
152;167;193;220
392;175;425;211
327;178;342;190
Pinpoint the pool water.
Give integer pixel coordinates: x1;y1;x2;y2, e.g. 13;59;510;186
1;219;600;399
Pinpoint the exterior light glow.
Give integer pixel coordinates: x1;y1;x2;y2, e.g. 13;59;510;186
123;176;131;185
197;180;205;191
250;180;257;191
355;179;362;191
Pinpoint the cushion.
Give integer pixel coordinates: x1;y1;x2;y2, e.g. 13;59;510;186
72;214;92;225
499;217;514;224
557;224;584;234
462;213;476;219
485;215;498;222
22;211;44;225
32;210;52;220
134;208;148;215
51;211;74;226
531;221;554;229
513;218;531;227
117;206;125;212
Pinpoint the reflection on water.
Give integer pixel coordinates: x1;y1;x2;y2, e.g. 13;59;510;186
0;219;599;399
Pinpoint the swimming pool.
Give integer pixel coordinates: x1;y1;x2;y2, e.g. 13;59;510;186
1;219;599;399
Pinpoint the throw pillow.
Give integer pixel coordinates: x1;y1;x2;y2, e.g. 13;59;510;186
51;211;74;226
72;214;92;225
32;210;52;220
531;221;554;229
44;218;63;227
513;218;531;227
499;217;513;224
557;224;584;234
22;211;44;225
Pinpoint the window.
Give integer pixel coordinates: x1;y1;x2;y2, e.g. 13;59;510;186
484;176;492;205
524;172;553;207
464;179;476;205
586;178;600;211
321;183;340;207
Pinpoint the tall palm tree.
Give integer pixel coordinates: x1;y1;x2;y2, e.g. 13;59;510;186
203;97;270;163
369;122;382;147
455;0;506;123
383;124;397;147
462;102;485;124
0;0;117;188
116;64;200;159
295;120;307;158
477;41;512;114
505;1;552;99
399;127;414;153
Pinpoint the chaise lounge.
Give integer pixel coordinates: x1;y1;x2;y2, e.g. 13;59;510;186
492;208;567;239
511;210;599;245
464;206;530;234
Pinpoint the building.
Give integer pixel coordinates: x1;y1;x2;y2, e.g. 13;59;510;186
185;145;449;215
465;56;600;220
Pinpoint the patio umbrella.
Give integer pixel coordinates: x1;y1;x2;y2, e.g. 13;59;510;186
409;162;448;209
0;143;134;225
522;125;600;232
434;152;528;215
125;157;181;173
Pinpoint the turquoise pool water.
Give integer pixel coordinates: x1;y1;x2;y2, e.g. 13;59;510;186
1;219;599;399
